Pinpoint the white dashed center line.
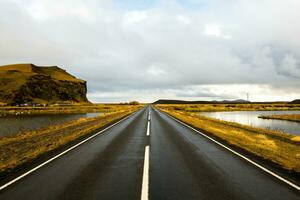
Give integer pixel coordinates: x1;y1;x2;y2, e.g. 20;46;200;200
141;145;149;200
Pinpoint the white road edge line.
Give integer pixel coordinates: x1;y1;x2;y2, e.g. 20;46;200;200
141;145;149;200
0;110;139;191
159;109;300;192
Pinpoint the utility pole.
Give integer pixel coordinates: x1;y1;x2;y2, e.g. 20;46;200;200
246;93;249;101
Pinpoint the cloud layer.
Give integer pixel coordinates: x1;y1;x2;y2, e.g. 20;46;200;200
1;0;300;102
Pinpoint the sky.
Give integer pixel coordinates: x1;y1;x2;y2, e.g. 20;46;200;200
1;0;300;103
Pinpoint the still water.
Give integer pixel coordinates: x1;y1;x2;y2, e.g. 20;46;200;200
0;113;101;137
200;110;300;135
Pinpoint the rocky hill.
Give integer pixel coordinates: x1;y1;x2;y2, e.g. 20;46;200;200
289;99;300;104
0;64;89;105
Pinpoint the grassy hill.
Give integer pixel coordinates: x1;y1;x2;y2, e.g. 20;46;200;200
289;99;300;104
0;64;88;105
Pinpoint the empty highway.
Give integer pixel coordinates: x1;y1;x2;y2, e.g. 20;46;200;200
0;106;299;200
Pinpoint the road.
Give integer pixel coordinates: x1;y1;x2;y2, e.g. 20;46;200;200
0;106;299;199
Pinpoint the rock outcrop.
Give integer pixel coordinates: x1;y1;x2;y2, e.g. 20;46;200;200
0;64;89;105
289;99;300;104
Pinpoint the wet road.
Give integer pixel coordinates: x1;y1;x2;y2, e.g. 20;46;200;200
0;106;299;200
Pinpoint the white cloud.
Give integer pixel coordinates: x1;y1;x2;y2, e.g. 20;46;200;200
1;0;300;102
203;24;231;39
176;15;191;24
146;65;167;77
204;24;221;36
20;0;103;21
123;11;148;25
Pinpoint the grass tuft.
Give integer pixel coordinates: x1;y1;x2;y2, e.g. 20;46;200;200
259;114;300;123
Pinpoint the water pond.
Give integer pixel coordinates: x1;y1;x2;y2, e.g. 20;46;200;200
0;113;101;137
200;110;300;135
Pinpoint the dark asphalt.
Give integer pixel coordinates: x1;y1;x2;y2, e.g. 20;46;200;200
149;108;300;200
0;106;299;200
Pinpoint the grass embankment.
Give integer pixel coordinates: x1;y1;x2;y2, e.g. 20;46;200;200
0;106;142;174
0;104;140;116
156;105;300;172
259;114;300;123
158;104;300;112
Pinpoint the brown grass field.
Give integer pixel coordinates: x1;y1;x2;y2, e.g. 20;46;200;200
0;105;142;174
259;114;300;123
156;105;300;172
0;104;143;116
157;103;300;112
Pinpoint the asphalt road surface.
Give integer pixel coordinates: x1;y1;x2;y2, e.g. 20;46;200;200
0;106;299;200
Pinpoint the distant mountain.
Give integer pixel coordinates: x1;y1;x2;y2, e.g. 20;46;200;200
221;99;250;103
0;64;89;105
153;99;251;104
153;99;211;104
289;99;300;104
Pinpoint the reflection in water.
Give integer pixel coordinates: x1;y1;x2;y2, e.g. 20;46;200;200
0;113;101;137
200;110;300;136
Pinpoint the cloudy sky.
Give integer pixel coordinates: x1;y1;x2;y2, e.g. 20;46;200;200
1;0;300;103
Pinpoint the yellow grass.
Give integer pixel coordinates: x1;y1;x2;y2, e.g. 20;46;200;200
158;103;300;112
0;64;83;83
0;104;140;116
259;114;300;123
0;64;34;72
0;105;142;173
156;105;300;172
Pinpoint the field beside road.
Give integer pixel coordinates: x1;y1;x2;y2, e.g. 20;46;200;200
156;105;300;173
0;103;142;116
0;105;142;175
158;103;300;112
259;114;300;123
